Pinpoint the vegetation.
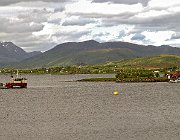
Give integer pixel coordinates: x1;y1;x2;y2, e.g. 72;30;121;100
116;77;168;82
116;69;154;79
77;78;116;82
0;65;116;75
115;68;168;82
0;55;179;74
0;54;179;82
103;55;180;69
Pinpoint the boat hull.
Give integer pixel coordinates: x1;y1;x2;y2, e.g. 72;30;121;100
169;80;180;83
5;83;27;88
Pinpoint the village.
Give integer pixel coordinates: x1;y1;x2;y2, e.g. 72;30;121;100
0;66;179;89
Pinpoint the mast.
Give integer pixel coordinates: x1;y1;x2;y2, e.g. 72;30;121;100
16;69;19;78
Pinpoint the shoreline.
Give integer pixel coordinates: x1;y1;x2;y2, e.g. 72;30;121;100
77;77;169;82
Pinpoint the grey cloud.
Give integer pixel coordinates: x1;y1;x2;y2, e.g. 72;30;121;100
98;10;180;34
92;0;149;6
96;13;135;27
0;0;76;6
131;33;145;40
1;0;180;51
48;18;61;24
129;12;180;36
0;5;61;52
147;12;180;30
171;33;180;40
54;7;65;12
18;8;52;23
0;17;44;33
0;33;34;51
0;32;32;42
118;30;126;38
92;32;111;42
55;30;91;39
16;40;56;52
92;32;110;38
62;17;96;26
48;30;92;45
0;32;56;52
67;10;136;19
68;1;180;32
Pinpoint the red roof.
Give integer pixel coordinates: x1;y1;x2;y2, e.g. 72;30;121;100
172;73;180;77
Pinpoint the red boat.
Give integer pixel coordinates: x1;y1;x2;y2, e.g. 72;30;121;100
5;78;27;88
4;70;27;89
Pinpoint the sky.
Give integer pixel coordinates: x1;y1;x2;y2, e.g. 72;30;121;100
0;0;180;52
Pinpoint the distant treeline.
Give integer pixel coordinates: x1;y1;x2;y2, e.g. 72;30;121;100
0;65;179;82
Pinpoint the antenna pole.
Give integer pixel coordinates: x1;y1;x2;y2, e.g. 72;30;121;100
16;70;19;78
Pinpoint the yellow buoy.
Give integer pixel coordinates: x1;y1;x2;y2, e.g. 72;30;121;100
113;91;119;95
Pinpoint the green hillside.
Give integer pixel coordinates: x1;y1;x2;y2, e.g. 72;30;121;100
104;55;180;69
1;55;179;75
12;40;180;68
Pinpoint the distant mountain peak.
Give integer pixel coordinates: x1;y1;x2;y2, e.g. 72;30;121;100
0;41;26;53
83;39;99;43
1;41;15;48
82;40;99;43
0;41;42;65
0;41;13;47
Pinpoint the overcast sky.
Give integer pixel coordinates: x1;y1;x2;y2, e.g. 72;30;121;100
0;0;180;52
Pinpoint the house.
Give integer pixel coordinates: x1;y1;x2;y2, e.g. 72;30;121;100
169;73;180;83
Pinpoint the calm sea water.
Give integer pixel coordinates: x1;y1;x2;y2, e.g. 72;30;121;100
0;74;179;140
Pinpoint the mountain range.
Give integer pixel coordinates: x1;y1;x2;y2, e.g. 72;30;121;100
0;40;180;68
0;42;41;65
